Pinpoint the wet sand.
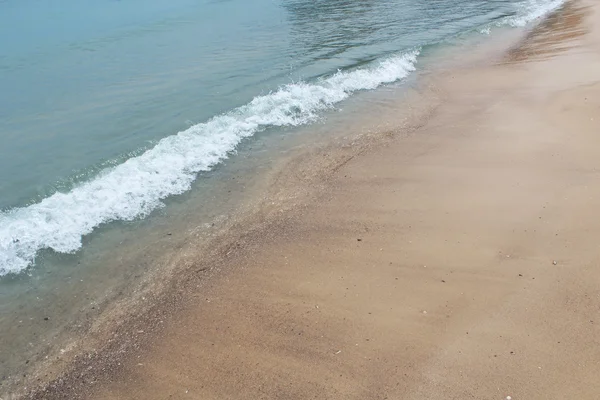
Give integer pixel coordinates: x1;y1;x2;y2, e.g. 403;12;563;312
28;1;600;399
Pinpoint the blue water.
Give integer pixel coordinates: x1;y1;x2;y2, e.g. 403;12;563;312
0;0;564;275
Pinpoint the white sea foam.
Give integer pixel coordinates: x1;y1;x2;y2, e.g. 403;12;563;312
0;50;419;275
502;0;565;27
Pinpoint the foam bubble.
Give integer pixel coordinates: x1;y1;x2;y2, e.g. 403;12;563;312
0;50;419;275
503;0;565;27
477;0;564;38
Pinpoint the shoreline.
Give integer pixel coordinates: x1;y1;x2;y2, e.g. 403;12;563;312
19;1;600;398
19;81;444;400
10;52;441;400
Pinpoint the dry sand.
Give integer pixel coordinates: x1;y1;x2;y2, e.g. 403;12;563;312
32;1;600;399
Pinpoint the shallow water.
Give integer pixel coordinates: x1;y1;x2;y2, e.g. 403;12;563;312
0;0;565;394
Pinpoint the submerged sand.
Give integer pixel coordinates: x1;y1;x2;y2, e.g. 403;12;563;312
28;0;600;399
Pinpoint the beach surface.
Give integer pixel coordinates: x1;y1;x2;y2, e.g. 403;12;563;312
32;1;600;399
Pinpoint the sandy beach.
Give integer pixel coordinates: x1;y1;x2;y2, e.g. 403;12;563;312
28;1;600;399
